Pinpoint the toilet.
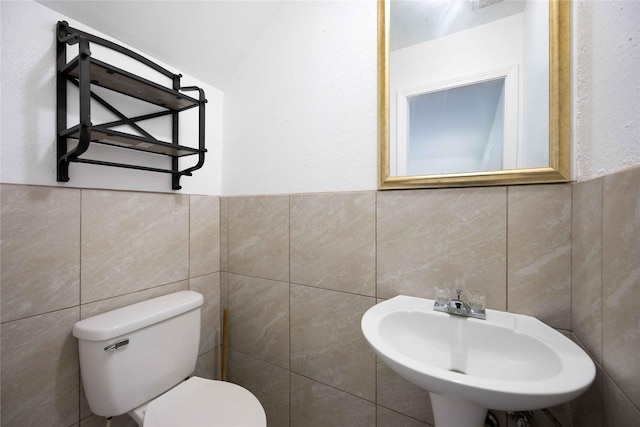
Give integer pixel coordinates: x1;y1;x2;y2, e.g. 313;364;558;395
73;291;266;426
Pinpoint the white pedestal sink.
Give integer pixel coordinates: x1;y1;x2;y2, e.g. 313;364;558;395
361;295;595;427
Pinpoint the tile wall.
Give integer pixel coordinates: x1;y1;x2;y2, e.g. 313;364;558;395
222;167;639;427
222;183;577;427
571;166;640;427
1;164;638;427
0;185;221;427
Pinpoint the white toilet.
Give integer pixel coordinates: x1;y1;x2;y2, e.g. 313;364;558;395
73;291;266;426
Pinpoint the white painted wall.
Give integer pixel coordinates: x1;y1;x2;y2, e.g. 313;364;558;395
0;0;223;195
220;0;638;189
221;0;378;196
574;0;640;181
1;1;638;195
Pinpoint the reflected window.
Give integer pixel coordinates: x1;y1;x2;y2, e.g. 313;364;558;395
396;66;519;176
407;78;505;175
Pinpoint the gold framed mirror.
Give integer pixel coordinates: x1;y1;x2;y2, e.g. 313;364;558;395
378;0;571;190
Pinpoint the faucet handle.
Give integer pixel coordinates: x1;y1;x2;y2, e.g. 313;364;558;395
467;292;486;313
434;287;451;306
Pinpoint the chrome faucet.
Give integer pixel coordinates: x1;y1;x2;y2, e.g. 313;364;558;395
434;288;486;320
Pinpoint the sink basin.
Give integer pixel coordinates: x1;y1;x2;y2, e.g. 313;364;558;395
361;295;595;427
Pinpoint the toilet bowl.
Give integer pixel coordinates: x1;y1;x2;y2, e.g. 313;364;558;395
73;291;266;426
129;377;266;427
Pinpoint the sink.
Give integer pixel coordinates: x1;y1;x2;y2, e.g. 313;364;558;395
361;295;595;427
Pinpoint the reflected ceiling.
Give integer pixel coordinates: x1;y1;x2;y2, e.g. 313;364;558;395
390;0;526;51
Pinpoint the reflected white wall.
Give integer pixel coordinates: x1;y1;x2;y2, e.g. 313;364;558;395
522;0;549;168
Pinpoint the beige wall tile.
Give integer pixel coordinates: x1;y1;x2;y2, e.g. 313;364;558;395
290;284;376;401
228;349;290;427
1;307;79;427
220;271;229;320
377;406;430;427
602;166;640;408
6;170;638;427
80;413;136;427
1;184;80;322
228;274;289;368
602;372;640;427
290;373;376;427
227;195;289;282
507;184;572;329
81;190;189;303
572;178;604;363
190;273;221;355
189;195;220;277
194;348;219;380
80;281;188;319
377;187;507;309
80;380;92;422
290;192;376;296
571;363;603;427
377;360;433;424
219;272;229;379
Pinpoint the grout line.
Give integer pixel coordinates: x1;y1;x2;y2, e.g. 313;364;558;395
288;194;292;427
599;178;604;369
289;370;377;405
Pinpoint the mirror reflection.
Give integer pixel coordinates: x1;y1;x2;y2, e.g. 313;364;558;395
380;0;571;189
400;71;513;175
390;0;549;176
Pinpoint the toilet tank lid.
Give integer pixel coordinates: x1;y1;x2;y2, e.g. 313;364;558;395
73;291;204;341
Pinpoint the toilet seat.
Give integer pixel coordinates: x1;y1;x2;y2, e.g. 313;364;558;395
142;376;266;427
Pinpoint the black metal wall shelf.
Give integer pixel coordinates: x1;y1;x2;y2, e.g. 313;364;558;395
61;125;201;157
63;57;200;110
56;21;207;190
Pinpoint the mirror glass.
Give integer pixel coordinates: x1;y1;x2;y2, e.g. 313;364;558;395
379;0;571;189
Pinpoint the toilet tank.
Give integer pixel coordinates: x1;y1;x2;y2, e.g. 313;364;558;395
73;291;204;417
